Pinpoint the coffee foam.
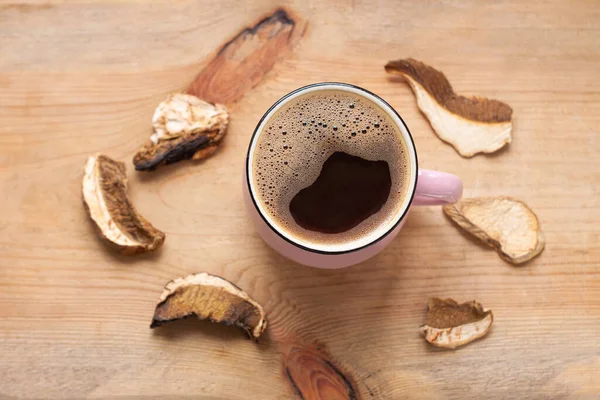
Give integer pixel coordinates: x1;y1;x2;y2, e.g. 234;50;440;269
251;89;410;249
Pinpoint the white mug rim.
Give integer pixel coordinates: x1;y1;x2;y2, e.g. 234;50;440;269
246;82;419;254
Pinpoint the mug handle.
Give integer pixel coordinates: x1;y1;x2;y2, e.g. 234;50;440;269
413;169;463;206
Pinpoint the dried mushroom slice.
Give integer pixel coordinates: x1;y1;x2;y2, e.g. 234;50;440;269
82;154;165;255
385;58;513;157
421;298;493;349
150;272;267;340
443;196;545;264
133;93;229;171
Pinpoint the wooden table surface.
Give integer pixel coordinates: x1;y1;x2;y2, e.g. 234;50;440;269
1;1;599;399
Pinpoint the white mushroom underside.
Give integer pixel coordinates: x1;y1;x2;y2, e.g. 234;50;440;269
151;93;228;144
83;156;138;247
405;76;512;157
160;272;267;338
421;312;493;349
457;198;540;259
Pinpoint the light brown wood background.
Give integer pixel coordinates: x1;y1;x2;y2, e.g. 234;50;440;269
1;0;599;399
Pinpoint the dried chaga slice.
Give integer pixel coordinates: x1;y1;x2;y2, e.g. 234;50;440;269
150;272;267;340
443;196;545;264
133;94;228;171
82;154;165;254
420;298;493;349
385;58;513;157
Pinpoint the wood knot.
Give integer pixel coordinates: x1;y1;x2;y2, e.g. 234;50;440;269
283;343;359;400
187;7;305;105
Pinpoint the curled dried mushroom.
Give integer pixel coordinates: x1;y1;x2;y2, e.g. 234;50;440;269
82;154;165;255
421;298;493;349
444;196;544;264
385;58;512;157
134;93;229;171
150;272;267;340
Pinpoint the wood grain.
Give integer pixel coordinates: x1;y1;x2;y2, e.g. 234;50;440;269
188;8;306;106
282;342;359;400
1;0;599;399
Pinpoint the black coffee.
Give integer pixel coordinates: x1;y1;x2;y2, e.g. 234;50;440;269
251;88;410;248
289;152;391;233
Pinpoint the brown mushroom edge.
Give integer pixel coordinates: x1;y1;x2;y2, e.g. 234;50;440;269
133;93;229;171
420;298;493;349
385;58;513;157
133;130;222;171
150;272;267;340
82;154;165;255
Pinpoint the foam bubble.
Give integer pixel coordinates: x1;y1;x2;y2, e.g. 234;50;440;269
252;89;410;248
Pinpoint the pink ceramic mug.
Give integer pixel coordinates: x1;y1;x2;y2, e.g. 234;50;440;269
244;83;463;269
